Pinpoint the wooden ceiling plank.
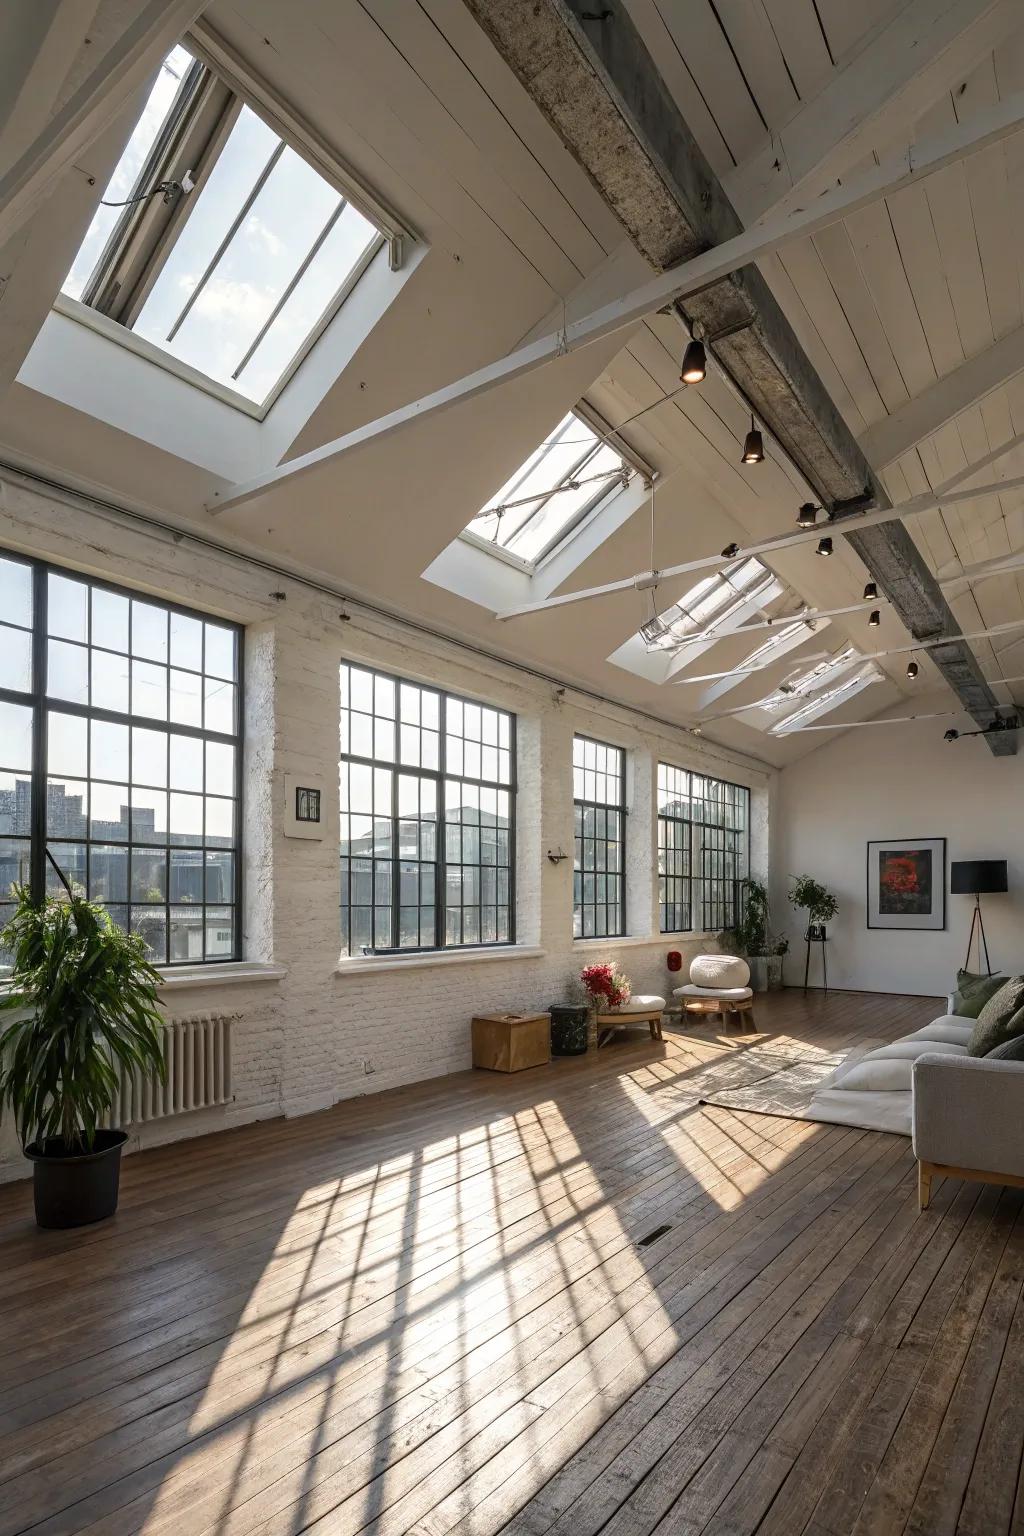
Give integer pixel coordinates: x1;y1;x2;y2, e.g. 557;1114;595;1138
725;0;1024;222
884;180;965;379
759;0;834;102
759;248;870;434
812;222;911;415
649;0;769;164
843;197;938;400
704;0;800;132
957;56;1023;341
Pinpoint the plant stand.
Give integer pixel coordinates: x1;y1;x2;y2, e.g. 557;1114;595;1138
803;927;828;993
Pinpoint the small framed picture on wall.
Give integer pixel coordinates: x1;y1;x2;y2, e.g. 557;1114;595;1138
866;837;946;930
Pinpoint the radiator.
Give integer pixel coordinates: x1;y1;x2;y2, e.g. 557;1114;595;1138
103;1013;234;1126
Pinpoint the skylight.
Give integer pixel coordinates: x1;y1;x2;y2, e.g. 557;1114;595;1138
465;411;631;564
61;46;383;406
641;557;778;653
771;660;882;734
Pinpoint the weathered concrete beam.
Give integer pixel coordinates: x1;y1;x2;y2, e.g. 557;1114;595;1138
463;0;1013;754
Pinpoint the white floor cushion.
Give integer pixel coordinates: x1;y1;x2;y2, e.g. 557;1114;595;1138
807;1086;913;1136
903;1018;974;1046
607;994;665;1013
674;983;753;1001
690;953;750;989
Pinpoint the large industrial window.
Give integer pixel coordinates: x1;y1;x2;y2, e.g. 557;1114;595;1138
339;664;515;954
61;43;391;408
573;735;625;938
658;765;749;933
0;550;242;971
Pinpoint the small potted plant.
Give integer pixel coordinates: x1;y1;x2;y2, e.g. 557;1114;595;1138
767;935;789;991
789;874;838;940
0;876;166;1229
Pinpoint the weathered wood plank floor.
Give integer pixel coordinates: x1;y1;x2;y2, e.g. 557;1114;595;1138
2;988;1023;1536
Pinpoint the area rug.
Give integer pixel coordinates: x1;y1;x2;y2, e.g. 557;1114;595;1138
683;1037;910;1134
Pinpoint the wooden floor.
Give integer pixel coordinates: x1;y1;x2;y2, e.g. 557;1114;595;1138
3;989;1024;1536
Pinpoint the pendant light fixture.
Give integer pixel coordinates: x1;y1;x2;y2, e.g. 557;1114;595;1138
680;339;706;384
863;581;878;601
907;659;919;679
816;536;833;556
869;609;881;627
720;542;740;559
796;503;819;529
741;416;764;464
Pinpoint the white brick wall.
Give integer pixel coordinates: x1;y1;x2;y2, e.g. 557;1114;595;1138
0;476;774;1180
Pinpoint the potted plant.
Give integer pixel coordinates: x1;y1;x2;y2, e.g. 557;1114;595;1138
767;935;789;991
0;879;166;1229
719;877;777;992
788;874;839;940
579;962;631;1048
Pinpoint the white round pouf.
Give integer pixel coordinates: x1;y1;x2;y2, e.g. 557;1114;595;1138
690;953;750;990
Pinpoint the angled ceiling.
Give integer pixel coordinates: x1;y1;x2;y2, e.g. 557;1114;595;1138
1;0;1023;767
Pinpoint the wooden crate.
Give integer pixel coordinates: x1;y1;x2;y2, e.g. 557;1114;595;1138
471;1012;550;1073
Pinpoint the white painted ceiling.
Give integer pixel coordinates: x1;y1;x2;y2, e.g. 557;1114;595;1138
2;0;1023;768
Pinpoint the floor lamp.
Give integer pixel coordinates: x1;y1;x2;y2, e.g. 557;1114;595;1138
950;859;1008;975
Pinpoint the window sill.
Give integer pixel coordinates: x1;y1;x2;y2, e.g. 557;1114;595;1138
573;935;660;950
157;962;288;991
335;945;545;976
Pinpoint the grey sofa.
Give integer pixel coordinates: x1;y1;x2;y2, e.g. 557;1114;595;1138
913;1050;1024;1210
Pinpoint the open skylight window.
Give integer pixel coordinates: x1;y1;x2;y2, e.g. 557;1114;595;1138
770;658;882;734
465;410;632;565
61;45;386;407
641;557;778;653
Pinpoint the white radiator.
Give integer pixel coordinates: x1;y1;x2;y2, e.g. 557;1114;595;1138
104;1014;234;1126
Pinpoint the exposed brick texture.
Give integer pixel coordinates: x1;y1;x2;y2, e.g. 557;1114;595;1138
0;479;773;1180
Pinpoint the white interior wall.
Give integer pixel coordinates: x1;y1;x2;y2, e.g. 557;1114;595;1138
774;699;1024;997
0;475;772;1182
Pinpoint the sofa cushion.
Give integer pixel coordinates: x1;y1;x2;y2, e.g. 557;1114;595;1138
953;970;1007;1018
903;1018;975;1046
969;978;1024;1056
689;954;750;989
986;1032;1024;1061
832;1037;968;1092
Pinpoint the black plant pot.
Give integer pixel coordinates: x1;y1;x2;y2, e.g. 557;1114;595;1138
25;1129;128;1229
549;1005;589;1056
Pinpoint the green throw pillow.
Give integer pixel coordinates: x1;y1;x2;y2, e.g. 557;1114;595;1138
968;980;1024;1056
985;1031;1024;1061
953;969;1008;1018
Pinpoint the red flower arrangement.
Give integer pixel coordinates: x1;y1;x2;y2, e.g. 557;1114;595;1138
580;962;631;1011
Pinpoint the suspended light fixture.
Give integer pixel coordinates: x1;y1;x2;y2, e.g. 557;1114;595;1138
863;581;878;601
797;503;819;529
869;609;881;627
907;659;919;679
741;417;764;465
816;536;833;556
680;340;706;384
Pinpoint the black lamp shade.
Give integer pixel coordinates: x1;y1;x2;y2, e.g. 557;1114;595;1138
950;859;1008;895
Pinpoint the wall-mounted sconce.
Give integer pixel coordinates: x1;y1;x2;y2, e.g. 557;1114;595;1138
547;848;569;864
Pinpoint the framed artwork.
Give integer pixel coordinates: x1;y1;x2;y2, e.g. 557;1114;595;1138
867;837;946;930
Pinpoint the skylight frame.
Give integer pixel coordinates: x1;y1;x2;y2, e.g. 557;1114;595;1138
461;401;648;571
770;662;882;734
643;556;780;654
57;30;411;420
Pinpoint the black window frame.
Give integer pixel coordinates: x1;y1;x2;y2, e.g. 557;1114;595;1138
572;733;626;940
0;548;244;969
339;661;517;956
657;762;750;935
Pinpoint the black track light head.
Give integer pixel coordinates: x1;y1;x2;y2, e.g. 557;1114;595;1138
720;542;740;559
680;339;706;384
741;418;764;465
796;503;819;529
863;581;878;601
944;728;960;742
868;609;881;627
906;660;919;679
816;536;833;556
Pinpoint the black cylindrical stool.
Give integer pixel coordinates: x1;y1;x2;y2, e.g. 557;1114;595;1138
549;1005;589;1056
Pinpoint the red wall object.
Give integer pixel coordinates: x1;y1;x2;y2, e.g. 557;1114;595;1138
666;951;682;972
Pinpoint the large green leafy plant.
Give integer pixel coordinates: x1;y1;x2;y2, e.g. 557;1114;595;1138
789;874;838;928
0;884;166;1153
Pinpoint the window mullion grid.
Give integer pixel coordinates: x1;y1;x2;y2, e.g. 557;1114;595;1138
438;699;447;951
29;565;48;906
165;139;286;344
230;197;346;381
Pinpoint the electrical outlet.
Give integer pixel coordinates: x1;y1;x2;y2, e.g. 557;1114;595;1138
362;1058;375;1075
